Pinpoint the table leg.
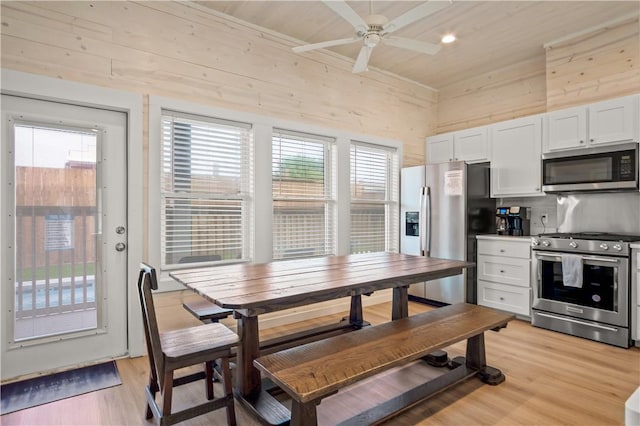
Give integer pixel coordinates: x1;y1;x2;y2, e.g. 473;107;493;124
235;314;261;396
349;295;365;327
392;286;409;320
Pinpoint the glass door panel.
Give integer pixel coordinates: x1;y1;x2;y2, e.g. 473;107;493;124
13;124;100;340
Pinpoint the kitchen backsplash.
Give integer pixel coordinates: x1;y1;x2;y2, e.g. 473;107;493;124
557;192;640;234
498;195;558;236
499;192;640;236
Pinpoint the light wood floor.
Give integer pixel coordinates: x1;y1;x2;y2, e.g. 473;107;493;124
2;292;639;426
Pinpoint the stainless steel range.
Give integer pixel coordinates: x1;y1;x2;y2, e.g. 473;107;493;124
531;232;640;348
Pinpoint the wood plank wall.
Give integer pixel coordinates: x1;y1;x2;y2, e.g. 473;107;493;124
436;17;640;133
546;18;640;111
436;57;547;134
0;1;437;167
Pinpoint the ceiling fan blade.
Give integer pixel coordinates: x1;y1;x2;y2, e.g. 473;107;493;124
352;46;372;73
322;0;368;31
383;1;451;34
383;36;442;55
292;37;361;53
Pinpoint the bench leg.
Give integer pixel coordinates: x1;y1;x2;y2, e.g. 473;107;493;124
290;400;317;426
466;333;505;385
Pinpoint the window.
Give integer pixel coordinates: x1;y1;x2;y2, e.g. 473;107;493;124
350;142;399;254
161;111;252;268
272;129;335;259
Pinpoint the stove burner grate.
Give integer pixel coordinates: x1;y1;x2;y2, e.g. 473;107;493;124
537;232;640;242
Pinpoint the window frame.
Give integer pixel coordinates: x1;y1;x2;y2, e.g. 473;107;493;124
159;110;253;270
271;128;337;260
349;140;400;254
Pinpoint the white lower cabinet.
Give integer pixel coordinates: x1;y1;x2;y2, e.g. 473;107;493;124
476;236;532;317
477;280;530;316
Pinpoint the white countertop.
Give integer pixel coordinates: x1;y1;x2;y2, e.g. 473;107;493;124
476;235;533;242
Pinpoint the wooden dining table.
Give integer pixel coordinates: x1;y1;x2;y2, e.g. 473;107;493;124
170;252;472;425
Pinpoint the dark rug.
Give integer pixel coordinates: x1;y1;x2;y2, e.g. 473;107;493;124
1;361;121;415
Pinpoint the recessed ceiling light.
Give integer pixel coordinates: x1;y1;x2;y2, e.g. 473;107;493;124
441;34;456;44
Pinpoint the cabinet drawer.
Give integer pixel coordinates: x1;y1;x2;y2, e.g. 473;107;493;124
477;255;530;287
477;239;531;259
477;280;530;316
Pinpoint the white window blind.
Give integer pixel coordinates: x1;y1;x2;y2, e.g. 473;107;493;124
161;110;252;268
272;129;335;259
350;142;399;254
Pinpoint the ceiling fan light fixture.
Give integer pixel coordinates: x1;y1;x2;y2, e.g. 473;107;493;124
441;34;456;44
364;33;381;48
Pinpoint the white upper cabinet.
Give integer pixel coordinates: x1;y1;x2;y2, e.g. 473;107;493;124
543;95;639;154
426;127;489;164
490;116;543;197
454;126;490;163
544;106;587;152
426;133;453;164
589;96;638;146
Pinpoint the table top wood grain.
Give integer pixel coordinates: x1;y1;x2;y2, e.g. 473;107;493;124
170;252;472;315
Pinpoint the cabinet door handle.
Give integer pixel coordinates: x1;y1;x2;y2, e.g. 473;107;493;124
590;138;595;142
500;270;505;273
579;140;584;144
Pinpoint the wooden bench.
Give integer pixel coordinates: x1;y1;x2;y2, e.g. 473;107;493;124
253;303;514;426
183;298;233;323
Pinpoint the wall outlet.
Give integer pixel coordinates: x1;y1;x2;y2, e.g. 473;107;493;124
541;214;548;224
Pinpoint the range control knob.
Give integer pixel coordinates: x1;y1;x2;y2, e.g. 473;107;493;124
569;241;578;248
613;244;622;251
542;240;550;247
531;239;539;247
599;243;609;250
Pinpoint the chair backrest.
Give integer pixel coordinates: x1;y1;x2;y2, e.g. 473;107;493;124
138;263;164;382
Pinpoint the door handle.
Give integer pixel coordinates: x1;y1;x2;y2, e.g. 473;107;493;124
115;242;126;252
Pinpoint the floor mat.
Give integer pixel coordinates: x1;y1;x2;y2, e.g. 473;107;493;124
1;361;121;415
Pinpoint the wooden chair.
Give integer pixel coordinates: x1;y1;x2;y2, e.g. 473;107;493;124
138;263;237;426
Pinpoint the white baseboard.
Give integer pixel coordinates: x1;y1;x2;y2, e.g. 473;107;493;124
257;289;393;330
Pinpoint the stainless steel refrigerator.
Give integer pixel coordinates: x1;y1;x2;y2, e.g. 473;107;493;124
400;161;495;305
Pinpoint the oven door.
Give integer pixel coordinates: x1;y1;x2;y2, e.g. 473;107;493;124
533;251;629;327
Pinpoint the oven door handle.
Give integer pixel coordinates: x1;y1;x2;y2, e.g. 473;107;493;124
581;256;620;264
534;251;620;264
534;312;619;332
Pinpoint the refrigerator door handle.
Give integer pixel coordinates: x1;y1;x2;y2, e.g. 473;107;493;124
419;187;426;256
420;186;431;257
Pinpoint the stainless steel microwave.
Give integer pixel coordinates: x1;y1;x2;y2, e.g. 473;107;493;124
542;146;638;193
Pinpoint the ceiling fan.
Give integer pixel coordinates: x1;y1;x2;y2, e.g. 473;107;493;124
292;1;452;73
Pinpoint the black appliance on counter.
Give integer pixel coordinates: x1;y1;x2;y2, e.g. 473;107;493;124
531;232;640;347
495;206;530;236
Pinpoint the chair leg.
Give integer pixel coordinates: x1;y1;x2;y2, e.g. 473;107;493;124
145;373;159;419
205;361;215;400
160;370;174;417
220;357;236;426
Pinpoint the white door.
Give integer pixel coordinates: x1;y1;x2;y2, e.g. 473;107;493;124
1;95;128;379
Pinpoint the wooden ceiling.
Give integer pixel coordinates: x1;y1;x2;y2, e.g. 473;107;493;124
197;1;639;89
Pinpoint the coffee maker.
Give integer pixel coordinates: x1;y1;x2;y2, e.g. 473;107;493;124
496;206;531;236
